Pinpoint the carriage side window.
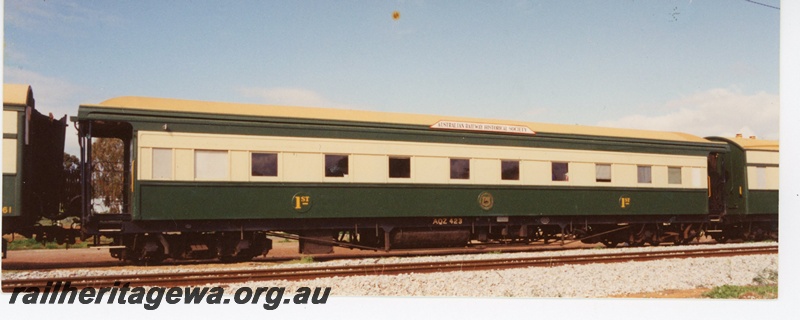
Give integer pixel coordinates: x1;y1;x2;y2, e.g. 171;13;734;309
450;159;470;180
552;162;569;181
501;160;519;180
195;150;229;180
325;154;349;177
152;148;173;180
389;157;411;178
637;165;652;184
595;164;611;183
668;167;682;185
251;153;278;177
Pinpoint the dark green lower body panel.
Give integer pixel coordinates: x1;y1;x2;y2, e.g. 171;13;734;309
748;190;779;215
2;174;20;217
136;182;709;221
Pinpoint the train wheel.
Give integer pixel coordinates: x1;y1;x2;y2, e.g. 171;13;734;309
768;230;778;242
601;239;618;248
710;233;729;243
216;235;261;262
129;236;165;265
680;232;699;245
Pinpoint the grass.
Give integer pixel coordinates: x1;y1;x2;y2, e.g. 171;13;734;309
284;255;315;264
2;216;88;250
4;237;90;250
753;268;778;286
3;234;113;250
702;285;778;299
702;268;778;299
288;256;315;264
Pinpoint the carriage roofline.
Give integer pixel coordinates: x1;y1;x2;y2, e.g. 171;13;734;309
85;95;715;144
3;84;34;108
707;136;779;152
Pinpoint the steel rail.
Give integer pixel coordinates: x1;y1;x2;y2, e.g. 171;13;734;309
2;245;776;292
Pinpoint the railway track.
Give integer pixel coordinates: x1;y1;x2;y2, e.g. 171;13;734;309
2;244;777;292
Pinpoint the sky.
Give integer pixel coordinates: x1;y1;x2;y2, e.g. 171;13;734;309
2;0;783;155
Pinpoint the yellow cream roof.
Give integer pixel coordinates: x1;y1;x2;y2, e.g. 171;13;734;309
727;137;779;151
3;84;33;107
91;95;713;143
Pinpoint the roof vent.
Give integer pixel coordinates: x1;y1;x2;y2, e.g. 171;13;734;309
736;133;743;138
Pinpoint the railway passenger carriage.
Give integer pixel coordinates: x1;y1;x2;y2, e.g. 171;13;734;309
706;136;779;242
72;95;736;262
2;85;69;257
2;83;779;263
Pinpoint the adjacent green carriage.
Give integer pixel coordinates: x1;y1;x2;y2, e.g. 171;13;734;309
2;84;68;257
705;136;778;241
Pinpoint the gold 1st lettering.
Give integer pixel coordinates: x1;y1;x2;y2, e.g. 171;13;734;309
620;197;631;208
293;195;311;211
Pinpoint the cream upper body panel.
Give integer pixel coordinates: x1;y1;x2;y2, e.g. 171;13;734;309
722;138;779;190
2;84;27;175
138;130;708;189
747;150;779;165
3;111;18;134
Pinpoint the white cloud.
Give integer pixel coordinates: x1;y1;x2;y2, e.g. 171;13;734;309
2;40;29;65
597;88;779;140
3;68;90;155
236;87;359;110
523;107;549;118
4;0;121;34
3;0;54;29
4;68;88;113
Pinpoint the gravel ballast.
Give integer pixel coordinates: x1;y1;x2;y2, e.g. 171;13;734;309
2;242;778;298
229;254;777;298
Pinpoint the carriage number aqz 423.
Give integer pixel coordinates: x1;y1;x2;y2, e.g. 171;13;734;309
432;218;463;225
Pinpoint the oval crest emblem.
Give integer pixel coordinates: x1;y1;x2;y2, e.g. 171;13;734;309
478;192;494;211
